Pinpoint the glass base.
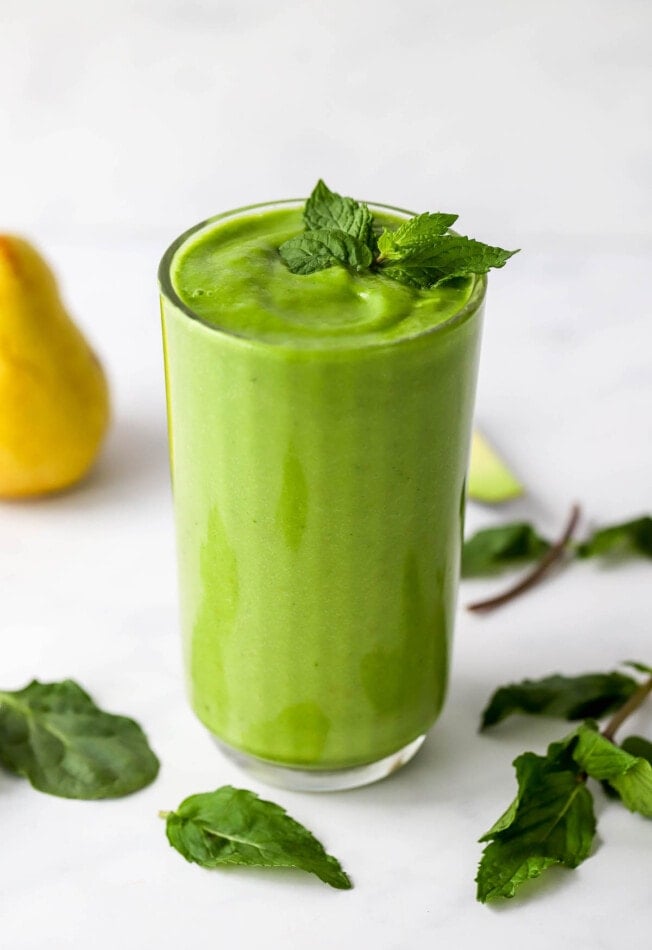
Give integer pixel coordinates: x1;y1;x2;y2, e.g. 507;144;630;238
213;734;426;792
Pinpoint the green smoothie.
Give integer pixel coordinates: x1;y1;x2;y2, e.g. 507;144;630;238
160;200;485;779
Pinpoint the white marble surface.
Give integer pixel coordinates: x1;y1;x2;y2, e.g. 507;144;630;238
1;2;651;948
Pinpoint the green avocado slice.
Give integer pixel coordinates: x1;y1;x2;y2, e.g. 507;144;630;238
468;431;523;503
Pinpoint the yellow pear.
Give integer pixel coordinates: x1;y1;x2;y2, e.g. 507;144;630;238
0;236;110;497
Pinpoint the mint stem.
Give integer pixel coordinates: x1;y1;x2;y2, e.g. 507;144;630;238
158;810;171;819
467;504;581;614
602;675;652;741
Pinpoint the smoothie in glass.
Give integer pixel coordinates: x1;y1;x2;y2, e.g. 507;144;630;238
160;200;485;790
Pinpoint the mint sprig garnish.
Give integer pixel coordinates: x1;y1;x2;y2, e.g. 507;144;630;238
0;679;159;799
279;180;518;289
161;785;352;890
477;664;652;903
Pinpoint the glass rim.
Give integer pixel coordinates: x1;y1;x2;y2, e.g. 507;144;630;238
158;198;487;350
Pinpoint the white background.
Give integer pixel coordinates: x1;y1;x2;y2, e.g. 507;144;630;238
1;2;651;948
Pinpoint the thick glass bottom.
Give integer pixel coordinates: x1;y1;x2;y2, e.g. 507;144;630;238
213;734;426;792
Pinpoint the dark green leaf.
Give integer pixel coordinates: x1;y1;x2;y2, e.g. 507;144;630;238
0;679;159;799
278;229;373;275
163;785;352;890
462;522;550;577
481;671;638;730
576;516;652;559
377;212;459;258
476;734;596;902
573;723;652;817
381;234;518;289
304;179;373;246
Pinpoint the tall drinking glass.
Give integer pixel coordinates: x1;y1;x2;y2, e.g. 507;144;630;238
159;200;485;790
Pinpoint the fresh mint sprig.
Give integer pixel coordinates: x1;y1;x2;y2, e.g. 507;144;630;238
476;664;652;903
279;180;518;289
464;513;652;579
463;510;652;613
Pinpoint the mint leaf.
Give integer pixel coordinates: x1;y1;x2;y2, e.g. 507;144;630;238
573;723;652;817
381;234;518;289
577;516;652;559
377;212;459;258
279;229;373;275
480;671;638;729
0;679;159;799
163;785;352;890
476;735;596;902
304;179;373;246
462;522;550;578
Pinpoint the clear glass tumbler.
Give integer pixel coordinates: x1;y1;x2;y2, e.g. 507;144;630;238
159;200;485;790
